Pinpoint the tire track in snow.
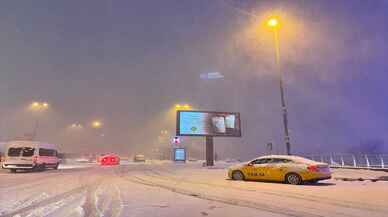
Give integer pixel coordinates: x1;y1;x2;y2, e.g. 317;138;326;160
0;185;87;217
1;168;105;217
143;170;388;214
120;175;324;217
82;174;122;217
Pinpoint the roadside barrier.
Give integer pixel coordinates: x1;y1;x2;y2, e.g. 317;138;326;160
305;154;388;171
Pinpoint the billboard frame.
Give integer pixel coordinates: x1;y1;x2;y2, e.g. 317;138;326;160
176;110;242;137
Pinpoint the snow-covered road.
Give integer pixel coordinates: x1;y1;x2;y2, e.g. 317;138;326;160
0;162;387;217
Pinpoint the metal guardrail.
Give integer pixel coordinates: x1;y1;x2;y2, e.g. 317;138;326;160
305;154;388;170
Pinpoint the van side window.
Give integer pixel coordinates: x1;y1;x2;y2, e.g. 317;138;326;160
39;148;56;156
22;147;35;157
8;147;22;157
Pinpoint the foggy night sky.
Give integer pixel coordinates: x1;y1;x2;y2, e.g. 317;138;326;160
0;0;387;159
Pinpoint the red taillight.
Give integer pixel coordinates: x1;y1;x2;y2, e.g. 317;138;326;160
308;165;319;172
102;158;107;162
110;158;115;162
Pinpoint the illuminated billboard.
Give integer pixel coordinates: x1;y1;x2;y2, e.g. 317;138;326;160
176;111;241;137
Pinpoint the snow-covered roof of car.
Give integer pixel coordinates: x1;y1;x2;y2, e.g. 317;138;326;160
256;155;320;164
5;141;57;149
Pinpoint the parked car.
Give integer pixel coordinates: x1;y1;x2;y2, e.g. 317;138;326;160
2;141;60;173
228;155;332;185
133;154;146;162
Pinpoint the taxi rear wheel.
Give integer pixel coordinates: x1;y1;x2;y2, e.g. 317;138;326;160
285;173;302;185
232;170;245;181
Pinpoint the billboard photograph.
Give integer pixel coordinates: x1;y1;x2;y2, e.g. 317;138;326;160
177;111;241;137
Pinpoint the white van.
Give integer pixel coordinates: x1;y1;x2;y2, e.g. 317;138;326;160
2;141;60;172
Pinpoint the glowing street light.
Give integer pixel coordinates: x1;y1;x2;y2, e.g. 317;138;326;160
30;101;49;111
267;17;292;155
175;104;192;110
32;102;40;108
183;104;191;110
28;101;50;140
92;120;102;129
267;18;278;27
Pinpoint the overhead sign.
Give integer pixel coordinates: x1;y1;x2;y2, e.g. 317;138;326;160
176;111;241;137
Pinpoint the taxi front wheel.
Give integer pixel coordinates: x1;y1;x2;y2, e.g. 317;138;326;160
285;173;302;185
232;171;245;181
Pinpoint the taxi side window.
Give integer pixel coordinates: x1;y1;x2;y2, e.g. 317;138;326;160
251;158;271;164
270;158;293;164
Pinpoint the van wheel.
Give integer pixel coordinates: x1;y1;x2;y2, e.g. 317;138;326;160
39;164;46;171
10;169;17;173
32;165;39;172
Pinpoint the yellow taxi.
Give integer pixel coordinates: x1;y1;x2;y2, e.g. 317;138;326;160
227;155;332;185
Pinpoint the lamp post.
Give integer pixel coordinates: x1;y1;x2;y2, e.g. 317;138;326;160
267;18;291;155
91;120;102;129
29;101;49;140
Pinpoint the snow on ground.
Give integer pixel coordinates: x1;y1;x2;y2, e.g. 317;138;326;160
121;162;388;217
115;176;285;217
23;191;85;217
331;168;388;179
0;166;101;217
58;163;96;170
0;161;387;217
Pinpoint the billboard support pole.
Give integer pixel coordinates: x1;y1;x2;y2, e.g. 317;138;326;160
206;136;214;166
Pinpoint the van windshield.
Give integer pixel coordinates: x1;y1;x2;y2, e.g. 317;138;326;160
8;147;22;157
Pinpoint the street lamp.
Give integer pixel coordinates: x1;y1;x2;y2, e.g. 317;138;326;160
175;104;192;110
267;18;278;27
31;102;40;108
29;101;50;140
30;101;49;111
175;104;182;110
183;104;191;110
91;120;102;129
267;17;292;155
